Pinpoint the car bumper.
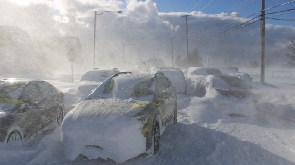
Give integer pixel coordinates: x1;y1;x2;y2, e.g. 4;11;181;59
62;114;146;163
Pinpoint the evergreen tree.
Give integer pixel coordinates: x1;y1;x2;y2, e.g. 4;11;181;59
286;37;295;66
188;47;203;67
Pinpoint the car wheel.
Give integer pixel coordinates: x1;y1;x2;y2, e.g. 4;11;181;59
173;103;177;124
153;120;160;154
7;129;22;143
56;105;64;125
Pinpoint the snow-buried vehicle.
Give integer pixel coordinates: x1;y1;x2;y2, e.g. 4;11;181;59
0;78;64;145
62;72;177;163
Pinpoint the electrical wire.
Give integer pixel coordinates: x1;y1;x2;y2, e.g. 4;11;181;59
188;0;203;12
190;1;295;38
189;0;257;34
199;0;215;11
267;17;295;21
266;7;295;15
191;19;260;40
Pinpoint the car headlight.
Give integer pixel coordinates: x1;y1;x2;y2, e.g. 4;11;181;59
136;115;149;124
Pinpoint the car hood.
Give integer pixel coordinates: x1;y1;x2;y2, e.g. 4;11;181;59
67;98;153;119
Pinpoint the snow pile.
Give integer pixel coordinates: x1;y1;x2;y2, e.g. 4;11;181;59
255;92;295;122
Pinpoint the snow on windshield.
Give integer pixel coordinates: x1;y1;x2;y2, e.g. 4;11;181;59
0;82;25;113
87;74;155;100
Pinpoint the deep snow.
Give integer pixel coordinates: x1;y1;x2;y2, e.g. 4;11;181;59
1;68;295;165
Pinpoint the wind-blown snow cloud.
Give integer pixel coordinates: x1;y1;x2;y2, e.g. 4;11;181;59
0;0;294;74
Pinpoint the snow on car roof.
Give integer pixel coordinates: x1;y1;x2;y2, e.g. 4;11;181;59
80;69;118;82
187;67;222;76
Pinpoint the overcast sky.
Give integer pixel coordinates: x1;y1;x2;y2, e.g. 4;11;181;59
0;0;295;72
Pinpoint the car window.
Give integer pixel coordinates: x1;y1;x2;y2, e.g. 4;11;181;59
132;79;154;97
219;76;247;89
207;69;222;76
103;79;114;94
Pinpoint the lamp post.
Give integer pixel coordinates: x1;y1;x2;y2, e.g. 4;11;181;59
94;10;122;69
122;43;135;64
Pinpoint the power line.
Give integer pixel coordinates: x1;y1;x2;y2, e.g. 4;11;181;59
186;0;198;11
199;0;215;11
264;0;295;11
267;17;295;21
190;1;295;37
191;17;260;40
190;0;257;34
266;7;295;15
188;0;203;12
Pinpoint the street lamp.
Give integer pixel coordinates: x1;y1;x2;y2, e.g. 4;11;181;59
122;43;135;64
93;10;122;68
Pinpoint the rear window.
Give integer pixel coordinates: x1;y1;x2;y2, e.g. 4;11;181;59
213;76;247;90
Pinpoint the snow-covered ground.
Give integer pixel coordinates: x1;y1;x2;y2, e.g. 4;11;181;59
1;68;295;165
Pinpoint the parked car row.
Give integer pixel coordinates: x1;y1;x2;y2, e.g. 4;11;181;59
0;66;253;163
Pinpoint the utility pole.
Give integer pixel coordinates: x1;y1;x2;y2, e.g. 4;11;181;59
181;15;191;68
94;11;97;69
169;37;175;66
260;0;265;83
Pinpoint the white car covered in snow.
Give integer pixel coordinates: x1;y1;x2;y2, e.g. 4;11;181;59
150;67;187;95
199;75;256;117
76;68;119;100
62;72;177;163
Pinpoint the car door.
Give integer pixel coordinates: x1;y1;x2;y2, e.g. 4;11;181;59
155;74;175;125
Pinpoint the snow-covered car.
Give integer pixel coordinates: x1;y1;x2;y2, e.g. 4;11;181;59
76;68;119;100
199;75;252;99
62;72;177;163
150;67;187;95
0;78;64;145
186;67;222;96
199;75;255;117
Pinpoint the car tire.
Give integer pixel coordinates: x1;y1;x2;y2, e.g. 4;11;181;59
153;120;160;154
173;103;177;124
56;105;64;125
6;129;22;143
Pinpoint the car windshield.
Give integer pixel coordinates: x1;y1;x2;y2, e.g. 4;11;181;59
88;74;154;99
